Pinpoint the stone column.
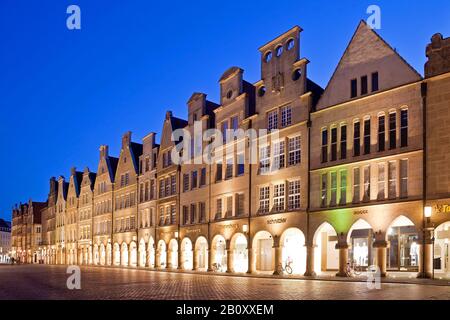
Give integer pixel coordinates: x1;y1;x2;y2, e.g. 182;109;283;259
304;242;316;277
246;242;252;274
128;247;133;267
417;230;434;279
335;241;349;277
373;231;388;277
226;240;232;273
193;249;199;271
207;249;213;272
166;249;171;269
155;249;160;269
273;236;281;276
178;239;183;270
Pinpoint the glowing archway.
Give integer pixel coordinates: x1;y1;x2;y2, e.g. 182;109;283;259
313;222;338;274
280;228;306;275
230;233;248;273
194;236;208;271
252;231;273;273
211;235;227;272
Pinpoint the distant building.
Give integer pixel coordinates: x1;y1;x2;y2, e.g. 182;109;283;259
0;219;11;263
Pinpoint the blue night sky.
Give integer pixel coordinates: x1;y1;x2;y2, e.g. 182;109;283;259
1;0;449;221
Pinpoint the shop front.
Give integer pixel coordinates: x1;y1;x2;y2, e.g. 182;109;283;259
434;221;450;278
386;216;419;271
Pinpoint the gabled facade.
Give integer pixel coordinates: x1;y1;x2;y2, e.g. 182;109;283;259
55;176;68;264
137;133;159;267
112;132;142;267
66;168;83;264
77;167;96;265
92;145;118;266
154;112;187;269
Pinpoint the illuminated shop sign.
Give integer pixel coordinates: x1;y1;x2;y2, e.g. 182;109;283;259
186;229;201;234
353;210;368;215
434;204;450;214
267;218;287;225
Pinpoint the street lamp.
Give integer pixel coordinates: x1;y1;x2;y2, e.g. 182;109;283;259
242;224;249;234
423;206;435;279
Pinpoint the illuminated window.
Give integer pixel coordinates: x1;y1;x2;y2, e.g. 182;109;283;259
225;158;233;180
353;168;360;203
226;196;233;218
388;161;397;199
259;186;270;214
330;172;337;206
288;180;300;210
377;163;386;200
268;110;278;131
363;166;370;202
273;183;285;212
340;170;347;205
259;146;270;174
400;159;408;198
272;140;285;171
288;136;301;166
321;174;327;208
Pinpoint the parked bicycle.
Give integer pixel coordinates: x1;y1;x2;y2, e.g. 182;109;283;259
277;260;293;275
212;262;222;272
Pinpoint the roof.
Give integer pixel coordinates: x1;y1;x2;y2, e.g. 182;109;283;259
219;67;243;83
170;116;188;131
130;142;143;173
0;219;11;231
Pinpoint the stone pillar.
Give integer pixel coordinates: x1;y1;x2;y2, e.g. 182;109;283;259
166;250;171;269
207;249;213;272
128;247;133;267
273;236;281;276
226;240;232;273
417;230;434;279
178;239;183;270
155;250;160;269
304;242;317;277
335;241;349;277
247;241;252;274
373;232;388;277
193;249;199;271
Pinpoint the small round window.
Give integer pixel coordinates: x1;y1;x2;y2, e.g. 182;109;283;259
275;45;283;57
286;39;295;51
292;69;302;81
258;86;266;97
264;51;273;63
227;90;233;99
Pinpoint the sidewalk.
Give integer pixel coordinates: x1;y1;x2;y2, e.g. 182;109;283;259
79;264;450;287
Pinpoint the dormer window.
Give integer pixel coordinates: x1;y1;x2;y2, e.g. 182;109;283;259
275;45;283;57
286;38;295;51
258;86;266;97
264;51;273;63
292;69;301;81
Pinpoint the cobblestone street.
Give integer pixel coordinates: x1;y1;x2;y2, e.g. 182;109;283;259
0;265;449;300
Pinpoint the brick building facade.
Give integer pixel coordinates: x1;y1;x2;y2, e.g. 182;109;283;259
10;21;450;279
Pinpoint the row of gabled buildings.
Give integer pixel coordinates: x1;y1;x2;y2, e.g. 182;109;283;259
11;21;450;279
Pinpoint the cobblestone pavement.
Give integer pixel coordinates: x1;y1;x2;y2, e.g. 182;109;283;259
0;265;449;300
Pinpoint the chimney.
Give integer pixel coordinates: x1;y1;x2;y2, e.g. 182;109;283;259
165;111;173;121
100;145;109;158
122;131;132;148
